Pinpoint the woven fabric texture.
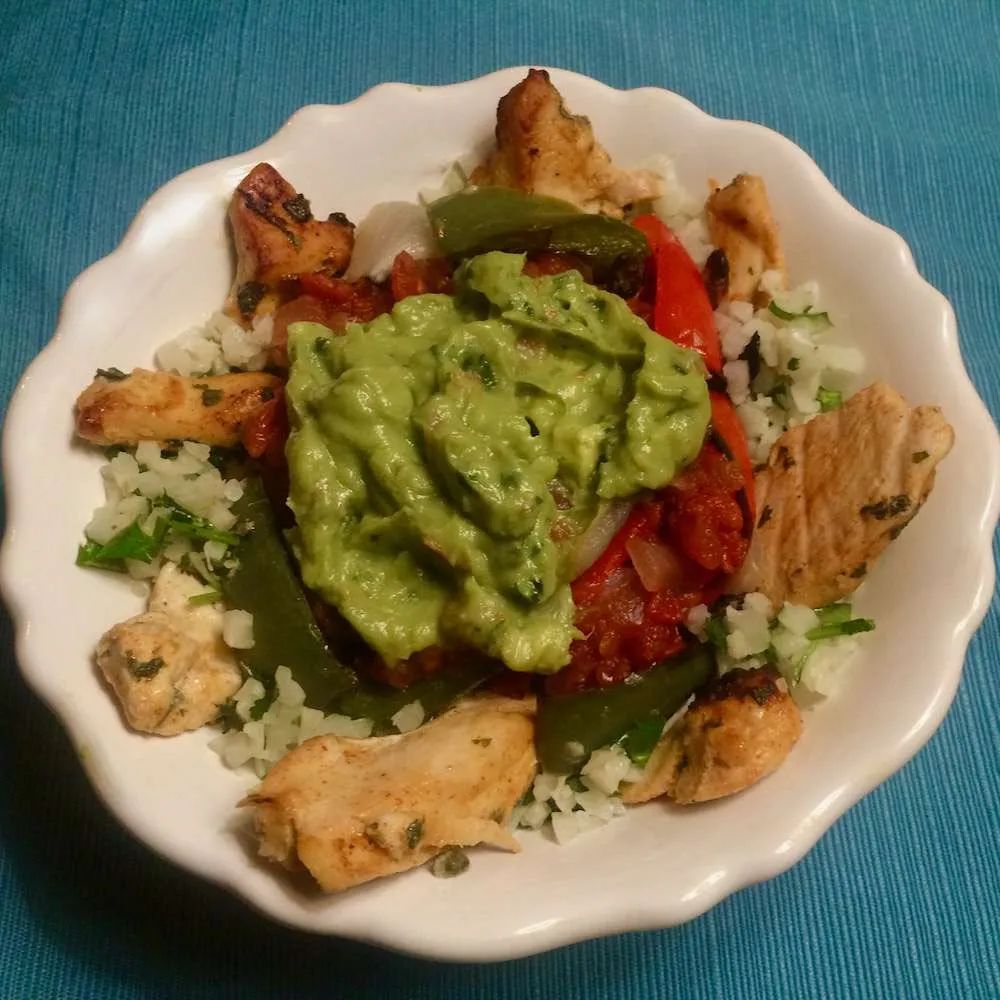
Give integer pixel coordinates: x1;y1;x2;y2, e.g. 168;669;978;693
0;2;997;997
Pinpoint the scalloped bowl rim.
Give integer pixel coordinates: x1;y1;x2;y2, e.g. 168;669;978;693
2;67;997;961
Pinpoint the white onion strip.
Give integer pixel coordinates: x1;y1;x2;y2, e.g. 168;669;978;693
566;501;633;580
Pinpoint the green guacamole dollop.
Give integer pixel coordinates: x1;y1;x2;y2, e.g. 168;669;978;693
285;252;709;674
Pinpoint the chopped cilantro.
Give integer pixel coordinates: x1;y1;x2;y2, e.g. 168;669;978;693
200;387;224;407
76;520;166;571
816;387;842;412
620;714;666;767
96;367;127;381
236;281;267;315
704;615;728;652
806;618;875;641
282;193;312;222
429;847;470;878
188;590;222;606
860;495;911;520
126;655;164;680
406;818;424;850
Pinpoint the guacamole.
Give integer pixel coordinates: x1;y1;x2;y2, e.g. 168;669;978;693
285;252;709;673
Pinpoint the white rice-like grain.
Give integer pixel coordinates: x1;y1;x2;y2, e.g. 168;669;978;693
156;311;273;377
210;666;374;776
391;700;425;734
222;610;254;650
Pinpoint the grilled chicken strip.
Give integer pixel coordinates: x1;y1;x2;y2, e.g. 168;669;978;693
706;174;786;302
244;695;537;892
225;162;355;323
622;667;802;805
75;368;281;447
471;69;662;217
96;564;241;735
728;381;954;607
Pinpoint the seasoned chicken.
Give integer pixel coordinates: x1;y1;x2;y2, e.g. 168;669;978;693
623;667;802;805
244;694;537;892
225;163;354;323
728;382;954;607
470;69;662;217
96;564;241;735
75;368;281;447
706;174;786;302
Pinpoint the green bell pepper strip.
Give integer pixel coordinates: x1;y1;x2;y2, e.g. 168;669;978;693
221;477;357;709
535;646;713;773
427;187;650;297
328;655;503;735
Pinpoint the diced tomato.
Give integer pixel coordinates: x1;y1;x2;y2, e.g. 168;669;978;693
241;389;288;467
270;295;341;369
390;252;453;300
631;214;723;373
297;271;393;322
297;271;356;305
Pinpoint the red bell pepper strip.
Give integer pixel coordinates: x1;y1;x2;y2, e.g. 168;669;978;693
709;390;756;521
632;214;723;374
570;500;662;605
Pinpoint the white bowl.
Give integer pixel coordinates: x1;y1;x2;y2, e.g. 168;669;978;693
2;67;997;961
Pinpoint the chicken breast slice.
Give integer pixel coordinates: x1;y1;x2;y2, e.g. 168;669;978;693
622;667;802;805
75;368;281;447
96;564;241;735
706;174;786;302
470;69;662;217
244;694;538;892
728;382;954;607
225;163;355;323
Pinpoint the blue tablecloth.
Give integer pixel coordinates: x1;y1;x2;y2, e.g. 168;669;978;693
1;2;997;997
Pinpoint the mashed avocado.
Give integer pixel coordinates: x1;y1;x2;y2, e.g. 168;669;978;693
286;252;709;673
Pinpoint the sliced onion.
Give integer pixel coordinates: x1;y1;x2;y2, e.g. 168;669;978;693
566;501;633;580
344;201;436;281
626;535;686;593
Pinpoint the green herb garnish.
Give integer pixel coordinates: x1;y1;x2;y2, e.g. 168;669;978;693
704;615;728;652
815;602;853;625
76;520;166;571
806;618;875;641
816;387;842;412
236;281;267;315
620;714;666;767
282;193;312;222
188;590;222;606
406;818;424;850
429;847;470;878
126;655;165;680
768;301;831;329
200;387;224;407
96;367;128;381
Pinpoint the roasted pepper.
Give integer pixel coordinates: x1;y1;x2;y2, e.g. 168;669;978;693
221;476;357;708
535;645;713;772
329;655;502;735
427;188;649;296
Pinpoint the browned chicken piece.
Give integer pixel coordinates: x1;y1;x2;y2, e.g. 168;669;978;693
728;382;954;607
75;368;282;447
244;695;538;892
96;565;241;736
470;69;662;217
224;163;355;323
622;667;802;805
706;174;787;302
